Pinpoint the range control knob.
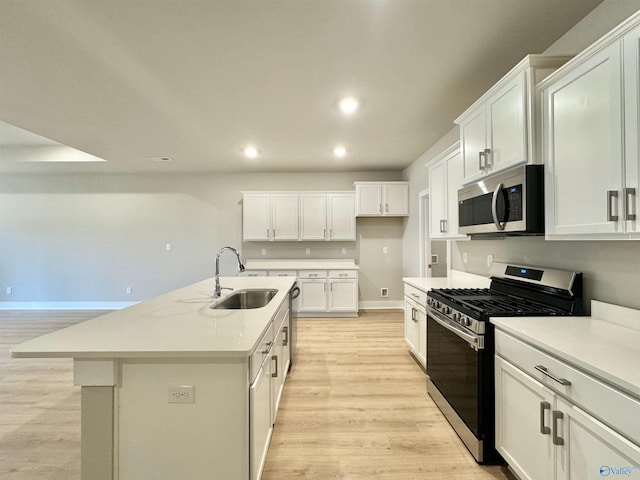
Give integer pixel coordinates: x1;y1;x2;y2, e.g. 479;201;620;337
453;313;461;322
461;317;472;327
443;306;451;315
435;301;441;309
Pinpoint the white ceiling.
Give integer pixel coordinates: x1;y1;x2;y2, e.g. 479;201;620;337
0;0;603;174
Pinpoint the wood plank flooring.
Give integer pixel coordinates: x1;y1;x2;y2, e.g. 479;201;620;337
1;309;513;479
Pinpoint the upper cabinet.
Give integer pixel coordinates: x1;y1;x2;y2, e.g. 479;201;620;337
354;182;409;216
455;55;572;185
243;192;355;241
541;12;640;240
428;142;467;240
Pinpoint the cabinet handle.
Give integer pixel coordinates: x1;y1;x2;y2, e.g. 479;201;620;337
385;203;389;213
330;229;334;238
283;326;288;346
491;183;507;231
379;204;383;214
261;341;273;355
339;273;348;277
607;190;619;221
271;355;278;378
323;228;326;239
309;273;317;277
624;187;636;221
539;401;551;435
266;229;270;239
535;365;571;386
411;307;417;322
552;410;564;445
479;151;486;170
484;148;492;168
442;219;447;233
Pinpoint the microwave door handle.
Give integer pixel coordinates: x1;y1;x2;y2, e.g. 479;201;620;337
491;182;506;231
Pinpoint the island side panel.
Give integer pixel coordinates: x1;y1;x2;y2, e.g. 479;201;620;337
81;387;114;480
117;357;249;480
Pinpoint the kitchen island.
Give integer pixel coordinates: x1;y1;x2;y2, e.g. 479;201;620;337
11;276;296;480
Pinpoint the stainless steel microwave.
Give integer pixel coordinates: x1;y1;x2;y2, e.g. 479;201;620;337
458;165;544;236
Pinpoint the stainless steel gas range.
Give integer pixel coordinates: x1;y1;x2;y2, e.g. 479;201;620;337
425;262;584;464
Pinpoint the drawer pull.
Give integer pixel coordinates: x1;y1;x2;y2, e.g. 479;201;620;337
552;410;564;445
539;401;551;435
535;365;571;386
411;293;420;299
283;326;288;346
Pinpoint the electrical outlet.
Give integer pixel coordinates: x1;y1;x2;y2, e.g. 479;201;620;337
261;248;267;256
168;385;195;403
463;252;468;264
381;287;389;297
126;287;132;295
341;248;347;255
6;287;11;295
306;248;311;255
383;246;388;254
165;243;171;251
487;254;494;267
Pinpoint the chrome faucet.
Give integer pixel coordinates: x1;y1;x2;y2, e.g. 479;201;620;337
214;246;245;297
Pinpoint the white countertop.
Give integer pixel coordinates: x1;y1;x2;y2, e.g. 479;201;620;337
491;315;640;399
403;270;491;291
244;258;358;270
11;276;295;359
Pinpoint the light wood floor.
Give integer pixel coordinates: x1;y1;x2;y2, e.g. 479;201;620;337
1;309;513;479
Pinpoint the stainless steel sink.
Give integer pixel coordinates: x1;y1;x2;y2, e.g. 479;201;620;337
209;289;278;310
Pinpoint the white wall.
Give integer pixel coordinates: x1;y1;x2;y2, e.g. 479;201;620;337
0;171;404;306
402;1;640;311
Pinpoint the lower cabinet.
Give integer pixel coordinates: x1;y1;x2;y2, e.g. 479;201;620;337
495;331;640;480
297;270;358;316
250;360;272;480
403;284;427;368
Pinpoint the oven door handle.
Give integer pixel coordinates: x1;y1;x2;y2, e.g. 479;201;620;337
427;306;484;350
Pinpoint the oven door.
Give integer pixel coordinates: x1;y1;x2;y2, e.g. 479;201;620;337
426;305;488;461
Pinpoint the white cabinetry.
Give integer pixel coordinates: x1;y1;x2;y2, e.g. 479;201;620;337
244;192;355;241
541;13;640;240
455;55;571;185
242;193;298;241
495;329;640;480
297;269;358;316
428;142;467;240
327;193;356;240
354;182;409;216
403;284;427;368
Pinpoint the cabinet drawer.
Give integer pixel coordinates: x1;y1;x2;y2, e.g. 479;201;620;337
298;270;327;279
250;323;274;383
404;284;427;306
241;270;267;277
329;270;357;279
268;270;297;277
495;329;640;443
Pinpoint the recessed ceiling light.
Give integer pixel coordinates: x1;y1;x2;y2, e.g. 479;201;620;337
338;97;359;115
243;146;259;159
333;146;347;158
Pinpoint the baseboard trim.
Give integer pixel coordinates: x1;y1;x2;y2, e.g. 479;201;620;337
0;301;137;310
359;300;403;310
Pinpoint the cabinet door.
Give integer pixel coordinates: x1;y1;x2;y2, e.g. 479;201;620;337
624;24;640;236
243;194;271;241
297;279;327;312
416;306;426;367
428;160;447;239
300;194;327;240
445;150;464;238
460;106;487;183
327;279;357;312
487;71;527;174
356;184;383;215
404;297;419;355
271;194;299;240
544;42;624;237
383;184;409;216
555;397;640;480
328;193;356;240
250;363;272;480
495;355;555;480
